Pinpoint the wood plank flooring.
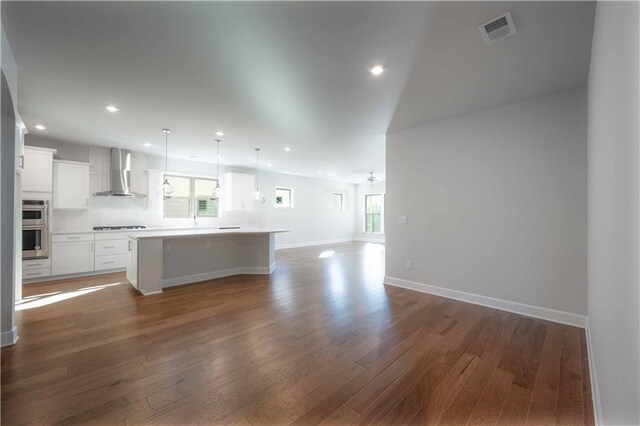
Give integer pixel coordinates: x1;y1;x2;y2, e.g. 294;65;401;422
1;242;593;425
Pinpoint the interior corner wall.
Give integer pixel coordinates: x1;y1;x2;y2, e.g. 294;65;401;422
587;2;640;425
385;87;588;316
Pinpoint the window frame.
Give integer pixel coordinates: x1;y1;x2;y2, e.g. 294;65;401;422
331;192;345;211
162;174;220;219
274;186;294;209
364;193;385;234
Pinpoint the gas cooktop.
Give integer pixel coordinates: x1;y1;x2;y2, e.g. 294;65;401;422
93;225;147;231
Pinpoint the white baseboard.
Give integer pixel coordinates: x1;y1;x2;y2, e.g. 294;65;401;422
354;236;385;244
163;263;275;288
23;268;125;284
0;326;19;347
585;318;603;425
384;276;587;328
276;238;355;250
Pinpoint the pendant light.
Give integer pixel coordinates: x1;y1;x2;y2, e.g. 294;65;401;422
161;129;174;199
254;148;264;202
211;139;222;200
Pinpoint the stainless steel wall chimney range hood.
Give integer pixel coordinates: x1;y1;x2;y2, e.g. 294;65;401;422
94;148;145;197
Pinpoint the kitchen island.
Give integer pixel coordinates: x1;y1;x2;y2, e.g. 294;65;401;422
126;227;289;295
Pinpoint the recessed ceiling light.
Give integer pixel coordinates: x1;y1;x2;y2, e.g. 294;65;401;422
215;131;224;137
34;124;46;130
217;154;221;159
318;171;323;175
267;163;273;167
190;155;198;159
143;143;151;147
369;64;384;76
284;146;291;152
106;105;120;112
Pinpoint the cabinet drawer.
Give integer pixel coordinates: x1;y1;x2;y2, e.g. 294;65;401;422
23;258;51;270
96;232;130;241
95;239;128;256
22;267;51;279
52;233;94;243
94;254;128;271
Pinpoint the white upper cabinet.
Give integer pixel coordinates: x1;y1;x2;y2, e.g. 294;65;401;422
53;160;91;210
22;147;55;193
15;116;26;175
224;172;255;211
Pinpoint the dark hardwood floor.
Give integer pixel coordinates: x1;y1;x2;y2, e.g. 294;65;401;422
1;242;593;425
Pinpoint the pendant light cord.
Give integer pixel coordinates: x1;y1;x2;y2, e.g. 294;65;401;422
255;148;260;191
216;140;220;183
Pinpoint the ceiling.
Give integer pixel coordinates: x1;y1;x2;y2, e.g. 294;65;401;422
2;1;595;183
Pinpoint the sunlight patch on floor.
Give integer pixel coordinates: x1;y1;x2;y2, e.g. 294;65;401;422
318;250;335;259
16;282;124;311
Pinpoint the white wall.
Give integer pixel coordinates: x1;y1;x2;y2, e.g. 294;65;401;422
356;180;386;243
25;136;358;248
587;2;640;425
1;23;19;346
386;88;588;317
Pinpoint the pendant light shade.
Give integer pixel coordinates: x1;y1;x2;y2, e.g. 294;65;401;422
254;148;264;202
162;129;174;198
211;139;222;200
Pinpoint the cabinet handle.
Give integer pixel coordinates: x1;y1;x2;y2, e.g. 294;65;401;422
27;263;43;267
102;261;115;265
18;155;24;168
25;272;42;277
103;246;115;249
67;237;81;240
90;243;94;252
128;241;132;251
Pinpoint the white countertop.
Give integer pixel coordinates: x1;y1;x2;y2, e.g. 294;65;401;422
52;226;221;235
129;227;289;240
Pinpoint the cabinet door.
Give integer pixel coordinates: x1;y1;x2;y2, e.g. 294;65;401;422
52;241;95;275
126;239;138;289
224;173;255;211
23;149;53;192
53;162;90;209
15;118;25;175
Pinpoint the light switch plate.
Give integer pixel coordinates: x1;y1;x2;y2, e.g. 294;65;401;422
399;215;408;224
406;260;414;270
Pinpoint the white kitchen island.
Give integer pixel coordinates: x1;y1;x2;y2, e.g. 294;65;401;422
126;227;289;295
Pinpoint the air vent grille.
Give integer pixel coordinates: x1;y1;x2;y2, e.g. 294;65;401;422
479;12;516;44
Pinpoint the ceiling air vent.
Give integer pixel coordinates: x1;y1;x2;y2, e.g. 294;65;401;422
479;12;516;44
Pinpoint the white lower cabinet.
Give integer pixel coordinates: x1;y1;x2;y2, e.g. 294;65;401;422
95;253;128;271
52;236;95;276
23;258;51;280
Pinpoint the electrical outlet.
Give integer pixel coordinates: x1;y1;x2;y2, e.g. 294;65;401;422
205;240;212;249
399;215;408;224
406;260;413;270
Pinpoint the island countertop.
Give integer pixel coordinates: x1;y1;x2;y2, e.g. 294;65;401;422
128;227;289;240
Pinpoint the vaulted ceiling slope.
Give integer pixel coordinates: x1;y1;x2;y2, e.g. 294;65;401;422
2;2;595;182
388;1;596;133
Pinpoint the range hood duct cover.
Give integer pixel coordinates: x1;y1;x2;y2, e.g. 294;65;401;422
94;148;145;197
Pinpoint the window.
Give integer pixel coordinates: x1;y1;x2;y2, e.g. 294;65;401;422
163;175;219;218
332;192;344;210
275;187;293;208
365;194;384;233
194;178;219;218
